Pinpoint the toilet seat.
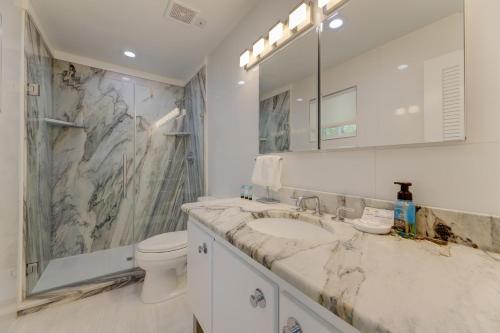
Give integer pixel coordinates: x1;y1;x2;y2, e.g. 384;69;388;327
135;246;187;262
137;231;187;253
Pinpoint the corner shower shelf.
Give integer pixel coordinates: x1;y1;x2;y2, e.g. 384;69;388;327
44;118;86;129
163;132;191;137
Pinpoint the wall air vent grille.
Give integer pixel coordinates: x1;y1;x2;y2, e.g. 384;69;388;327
441;64;464;141
165;1;198;25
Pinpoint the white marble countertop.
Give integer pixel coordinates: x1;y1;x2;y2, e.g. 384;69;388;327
182;198;500;333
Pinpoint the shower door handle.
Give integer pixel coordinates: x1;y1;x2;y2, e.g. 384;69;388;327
122;153;127;199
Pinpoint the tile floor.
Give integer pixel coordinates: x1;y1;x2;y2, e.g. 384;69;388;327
7;283;192;333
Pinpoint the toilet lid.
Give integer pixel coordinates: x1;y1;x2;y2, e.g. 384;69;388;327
137;231;187;253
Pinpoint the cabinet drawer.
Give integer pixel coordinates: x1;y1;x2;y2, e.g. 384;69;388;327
213;242;278;333
280;291;342;333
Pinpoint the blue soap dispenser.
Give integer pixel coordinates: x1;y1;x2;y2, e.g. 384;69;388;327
394;182;416;238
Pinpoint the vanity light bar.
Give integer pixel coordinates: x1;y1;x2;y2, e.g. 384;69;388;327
240;1;313;71
289;2;309;30
252;38;265;57
269;22;284;46
240;50;250;68
321;0;350;16
318;0;330;9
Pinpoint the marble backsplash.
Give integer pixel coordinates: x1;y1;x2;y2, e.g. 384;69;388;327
24;14;53;289
260;186;500;253
259;91;290;154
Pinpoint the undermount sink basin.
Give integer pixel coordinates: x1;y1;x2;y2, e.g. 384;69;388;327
247;218;334;241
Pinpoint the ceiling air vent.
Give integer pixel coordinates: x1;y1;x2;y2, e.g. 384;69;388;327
164;1;199;25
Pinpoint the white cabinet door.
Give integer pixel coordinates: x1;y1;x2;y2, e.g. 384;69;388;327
187;220;212;333
280;291;342;333
213;242;278;333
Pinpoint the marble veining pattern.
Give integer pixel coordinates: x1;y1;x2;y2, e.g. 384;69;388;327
51;61;206;256
25;37;205;294
183;198;500;333
51;60;137;257
24;14;53;292
259;91;290;154
183;66;206;204
19;269;144;316
266;186;500;253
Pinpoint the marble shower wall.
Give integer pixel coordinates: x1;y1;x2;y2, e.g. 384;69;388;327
51;60;136;257
133;66;204;240
24;14;53;289
184;67;205;203
259;91;290;154
50;61;205;257
130;77;187;243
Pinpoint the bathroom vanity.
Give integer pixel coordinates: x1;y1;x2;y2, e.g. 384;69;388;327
187;215;354;333
184;198;500;333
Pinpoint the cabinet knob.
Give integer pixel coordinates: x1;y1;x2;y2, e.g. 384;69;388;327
249;288;266;308
198;243;208;254
282;317;302;333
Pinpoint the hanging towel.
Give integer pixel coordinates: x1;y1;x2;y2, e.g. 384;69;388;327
251;155;282;192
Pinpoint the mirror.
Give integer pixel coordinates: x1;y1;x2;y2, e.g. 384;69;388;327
320;0;465;149
259;28;318;154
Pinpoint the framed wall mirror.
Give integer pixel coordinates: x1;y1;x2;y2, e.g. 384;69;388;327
320;0;465;149
259;28;319;154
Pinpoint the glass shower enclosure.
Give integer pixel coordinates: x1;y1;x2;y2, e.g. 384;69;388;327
24;14;205;296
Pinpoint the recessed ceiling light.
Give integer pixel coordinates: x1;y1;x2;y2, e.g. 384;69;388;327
398;64;409;70
237;80;245;85
296;98;304;102
124;51;136;58
329;18;343;29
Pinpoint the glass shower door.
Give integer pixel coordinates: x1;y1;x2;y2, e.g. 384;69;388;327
26;57;137;295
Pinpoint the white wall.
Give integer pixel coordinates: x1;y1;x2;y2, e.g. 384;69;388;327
206;0;300;198
206;0;500;216
0;0;22;315
321;13;463;149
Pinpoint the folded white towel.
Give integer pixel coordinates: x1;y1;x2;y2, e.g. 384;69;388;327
251;155;282;192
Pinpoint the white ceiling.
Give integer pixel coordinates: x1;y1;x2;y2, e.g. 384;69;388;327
31;0;259;83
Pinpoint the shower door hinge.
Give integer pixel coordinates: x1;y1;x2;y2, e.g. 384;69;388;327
26;83;40;96
26;262;38;276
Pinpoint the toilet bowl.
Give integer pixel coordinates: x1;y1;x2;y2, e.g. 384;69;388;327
135;231;187;304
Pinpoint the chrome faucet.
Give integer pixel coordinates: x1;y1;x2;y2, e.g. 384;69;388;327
335;206;354;222
293;195;322;216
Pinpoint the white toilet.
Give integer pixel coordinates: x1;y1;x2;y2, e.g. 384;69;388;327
135;231;188;304
135;197;216;304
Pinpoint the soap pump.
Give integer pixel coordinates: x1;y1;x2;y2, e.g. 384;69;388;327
393;182;416;238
